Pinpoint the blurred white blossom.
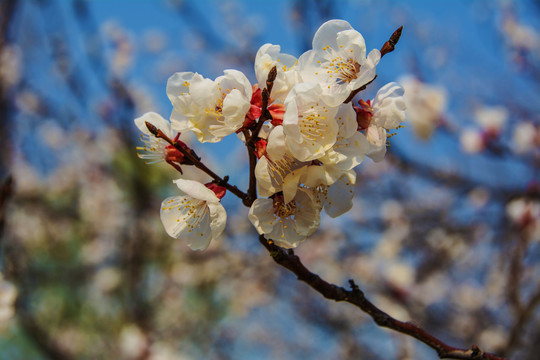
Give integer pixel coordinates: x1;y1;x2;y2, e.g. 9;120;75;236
399;75;447;140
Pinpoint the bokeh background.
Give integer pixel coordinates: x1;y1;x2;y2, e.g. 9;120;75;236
1;0;540;359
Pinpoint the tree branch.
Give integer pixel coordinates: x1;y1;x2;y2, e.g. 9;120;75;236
258;235;507;360
145;122;248;201
244;66;277;207
343;25;403;104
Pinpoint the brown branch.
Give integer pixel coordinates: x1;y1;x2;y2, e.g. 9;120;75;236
258;235;507;360
244;66;277;207
380;25;403;58
344;25;403;104
344;75;377;103
500;280;540;356
145;122;248;201
243;128;258;206
507;233;528;314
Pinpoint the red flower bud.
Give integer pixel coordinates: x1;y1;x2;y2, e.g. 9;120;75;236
205;182;227;200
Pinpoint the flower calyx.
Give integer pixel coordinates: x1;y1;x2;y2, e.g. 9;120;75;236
205;181;227;200
255;139;268;159
354;99;373;131
242;84;286;132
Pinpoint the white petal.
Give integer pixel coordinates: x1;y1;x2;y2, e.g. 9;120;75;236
282;170;303;204
169;108;190;132
269;218;306;249
349;48;380;90
219;69;252;99
222;88;250;129
372;83;407;130
184;210;213;251
336;104;358;138
336;29;366;60
135;112;172;138
167;72;202;109
190;77;220;107
173;179;219;203
341;132;370;166
208;202;227;239
266;126;287;160
283;100;302;141
255;157;278;197
255;43;299;102
302;164;342;188
325;171;356;218
293;189;321;236
160;196;191;238
248;198;277;234
189;115;222;143
312;19;353;53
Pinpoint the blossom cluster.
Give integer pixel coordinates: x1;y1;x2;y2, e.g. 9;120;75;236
135;20;406;250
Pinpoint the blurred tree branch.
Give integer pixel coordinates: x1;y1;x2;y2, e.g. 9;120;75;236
259;235;507;360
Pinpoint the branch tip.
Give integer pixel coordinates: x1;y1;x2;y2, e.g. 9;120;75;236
267;65;277;83
145;121;159;137
380;25;403;57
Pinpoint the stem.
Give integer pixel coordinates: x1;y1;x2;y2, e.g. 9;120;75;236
243;128;258;206
259;235;507;360
344;25;403;104
244;65;277;206
145;123;248;201
380;25;403;58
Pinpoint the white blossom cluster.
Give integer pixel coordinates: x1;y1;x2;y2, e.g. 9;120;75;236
135;20;406;250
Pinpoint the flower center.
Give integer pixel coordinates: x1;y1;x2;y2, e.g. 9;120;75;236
299;110;329;141
272;195;297;218
267;154;305;189
336;58;361;84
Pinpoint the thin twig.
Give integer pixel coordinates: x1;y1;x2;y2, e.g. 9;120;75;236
145;122;248;201
500;280;540;356
380;25;403;58
344;25;403;104
244;66;277;206
243;128;258;206
344;75;377;103
258;235;507;360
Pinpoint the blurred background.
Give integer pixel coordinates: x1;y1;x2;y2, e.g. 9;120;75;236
0;0;539;359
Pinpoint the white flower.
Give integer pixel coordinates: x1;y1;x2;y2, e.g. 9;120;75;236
319;103;369;170
460;129;483;154
474;106;508;134
512;122;539;154
298;19;380;106
134;112;187;173
371;82;407;129
506;198;540;242
399;75;447;140
167;70;252;143
316;170;357;218
248;189;321;248
166;71;203;131
256;126;345;203
365;125;388;162
160;179;227;251
134;112;174;161
355;82;407;162
255;126;309;198
283;82;339;161
255;44;300;103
